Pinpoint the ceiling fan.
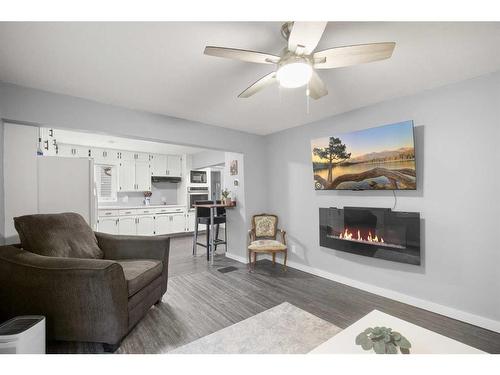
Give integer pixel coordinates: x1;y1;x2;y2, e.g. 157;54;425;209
204;22;396;99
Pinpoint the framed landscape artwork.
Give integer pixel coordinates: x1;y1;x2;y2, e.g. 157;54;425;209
311;121;416;190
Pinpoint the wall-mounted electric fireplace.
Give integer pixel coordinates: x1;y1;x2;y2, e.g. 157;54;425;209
319;207;420;265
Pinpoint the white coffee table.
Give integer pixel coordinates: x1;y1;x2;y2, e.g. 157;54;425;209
310;310;485;354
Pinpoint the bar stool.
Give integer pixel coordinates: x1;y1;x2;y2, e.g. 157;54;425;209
192;200;227;260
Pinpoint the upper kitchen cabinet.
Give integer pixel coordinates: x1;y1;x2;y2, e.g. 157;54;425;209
91;148;119;165
118;151;151;192
150;154;182;177
168;155;182;177
57;144;90;158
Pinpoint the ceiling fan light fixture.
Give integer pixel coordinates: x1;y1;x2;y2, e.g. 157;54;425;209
276;62;313;88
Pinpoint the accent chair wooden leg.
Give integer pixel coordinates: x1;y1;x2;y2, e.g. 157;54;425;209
248;249;252;272
272;252;276;266
283;250;288;272
253;252;257;269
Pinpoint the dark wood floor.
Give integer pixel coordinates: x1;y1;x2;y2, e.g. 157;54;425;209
49;234;500;353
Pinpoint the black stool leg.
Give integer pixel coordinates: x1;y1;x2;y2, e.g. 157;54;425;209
215;224;220;252
206;225;210;261
193;220;199;256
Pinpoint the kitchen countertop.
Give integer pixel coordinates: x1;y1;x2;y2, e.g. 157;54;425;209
99;204;187;210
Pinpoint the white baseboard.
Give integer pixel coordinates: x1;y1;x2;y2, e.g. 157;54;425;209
225;252;500;333
225;252;249;264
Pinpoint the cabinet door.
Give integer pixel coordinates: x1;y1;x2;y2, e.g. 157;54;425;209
154;215;170;235
56;144;75;157
119;216;137;235
137;215;155;235
167;155;182;177
151;154;167;177
170;213;186;233
119;160;136;192
74;145;90;158
135;161;151;191
98;217;119;234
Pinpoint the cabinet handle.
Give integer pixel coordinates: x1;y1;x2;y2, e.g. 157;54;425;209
49;129;53;137
44;140;49;150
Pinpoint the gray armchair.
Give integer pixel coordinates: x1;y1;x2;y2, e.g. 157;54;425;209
0;213;170;352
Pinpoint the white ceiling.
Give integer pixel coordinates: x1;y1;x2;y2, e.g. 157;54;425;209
55;128;207;155
0;22;499;135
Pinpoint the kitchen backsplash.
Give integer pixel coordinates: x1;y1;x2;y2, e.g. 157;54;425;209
103;181;179;207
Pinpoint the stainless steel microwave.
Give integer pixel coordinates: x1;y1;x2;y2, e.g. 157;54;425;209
190;170;207;184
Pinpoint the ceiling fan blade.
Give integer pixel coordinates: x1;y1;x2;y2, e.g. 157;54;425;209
204;46;280;64
308;71;328;100
313;42;396;69
238;72;277;98
288;22;327;55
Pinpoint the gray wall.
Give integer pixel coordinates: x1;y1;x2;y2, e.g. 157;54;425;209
191;149;226;169
265;71;500;329
0;82;267;258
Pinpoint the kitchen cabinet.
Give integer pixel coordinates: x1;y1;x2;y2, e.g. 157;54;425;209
119;159;136;192
137;215;155;235
151;154;168;176
135;161;152;191
98;216;119;234
155;213;186;234
170;213;186;233
57;144;90;158
150;154;182;177
167;155;182;177
118;153;151;192
119;216;136;235
91;148;119;165
154;214;170;235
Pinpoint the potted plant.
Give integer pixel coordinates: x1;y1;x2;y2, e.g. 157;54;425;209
355;327;411;354
221;189;231;205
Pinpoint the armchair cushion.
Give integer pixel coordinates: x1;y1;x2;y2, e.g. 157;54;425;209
117;259;163;297
14;212;103;259
248;239;287;251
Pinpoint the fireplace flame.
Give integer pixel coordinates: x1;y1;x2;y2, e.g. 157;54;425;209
338;228;384;244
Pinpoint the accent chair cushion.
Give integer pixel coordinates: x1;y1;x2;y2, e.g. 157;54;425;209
248;240;287;251
14;212;103;259
253;215;277;238
117;259;163;297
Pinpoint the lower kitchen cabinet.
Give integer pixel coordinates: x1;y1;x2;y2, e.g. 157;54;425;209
137;215;155;235
119;216;137;235
155;213;186;234
98;216;119;234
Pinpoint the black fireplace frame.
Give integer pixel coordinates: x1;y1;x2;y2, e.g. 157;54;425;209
319;207;421;265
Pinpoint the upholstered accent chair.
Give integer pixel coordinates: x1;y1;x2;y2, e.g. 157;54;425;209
248;214;287;271
0;212;170;352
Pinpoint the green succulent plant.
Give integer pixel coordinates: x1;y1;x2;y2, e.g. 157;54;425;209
355;326;411;354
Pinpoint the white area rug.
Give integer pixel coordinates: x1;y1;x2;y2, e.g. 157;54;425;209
169;302;341;354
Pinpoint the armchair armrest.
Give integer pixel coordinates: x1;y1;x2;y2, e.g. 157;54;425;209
0;245;128;345
248;229;256;244
278;229;287;245
95;232;170;295
95;232;170;261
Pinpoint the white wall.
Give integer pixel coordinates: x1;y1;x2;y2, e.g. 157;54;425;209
191;150;225;170
223;152;247;262
0;82;267;255
265;71;500;331
3;123;39;243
